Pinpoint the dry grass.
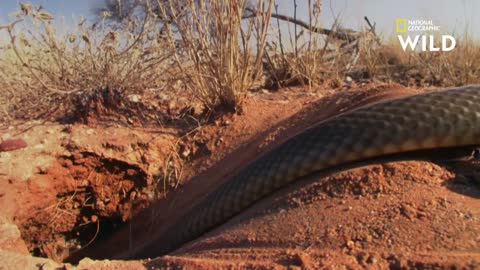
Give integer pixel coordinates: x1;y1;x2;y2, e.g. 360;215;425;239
2;1;480;123
263;2;480;90
0;3;175;121
262;0;361;89
400;34;480;86
353;33;480;87
157;0;273;113
263;0;322;89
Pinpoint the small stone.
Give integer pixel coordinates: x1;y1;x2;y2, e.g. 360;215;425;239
346;240;355;249
181;148;191;158
128;94;141;103
222;120;231;126
0;139;27;152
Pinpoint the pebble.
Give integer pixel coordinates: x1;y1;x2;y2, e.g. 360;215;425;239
128;94;141;102
0;139;27;152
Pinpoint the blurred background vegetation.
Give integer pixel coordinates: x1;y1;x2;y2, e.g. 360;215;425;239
1;0;480;124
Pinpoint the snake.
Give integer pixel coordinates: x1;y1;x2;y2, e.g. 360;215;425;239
67;85;480;262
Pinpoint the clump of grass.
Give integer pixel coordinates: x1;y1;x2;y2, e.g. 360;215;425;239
410;34;480;86
358;33;480;87
262;0;360;89
157;0;273;113
0;3;175;122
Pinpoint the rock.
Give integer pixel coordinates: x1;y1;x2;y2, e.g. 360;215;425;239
127;94;141;103
0;139;27;152
222;120;231;126
346;240;355;249
181;147;191;158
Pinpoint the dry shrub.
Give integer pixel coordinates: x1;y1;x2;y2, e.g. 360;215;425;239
0;3;175;122
263;0;357;89
410;34;480;86
157;0;273;113
359;33;480;87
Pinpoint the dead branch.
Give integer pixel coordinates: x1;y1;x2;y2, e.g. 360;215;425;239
364;16;381;45
243;7;359;42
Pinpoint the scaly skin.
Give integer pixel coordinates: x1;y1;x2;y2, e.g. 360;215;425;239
73;86;480;261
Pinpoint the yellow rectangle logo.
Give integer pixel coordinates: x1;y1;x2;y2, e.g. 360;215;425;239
396;18;407;33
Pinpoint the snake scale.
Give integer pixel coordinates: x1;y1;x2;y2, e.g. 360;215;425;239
74;86;480;261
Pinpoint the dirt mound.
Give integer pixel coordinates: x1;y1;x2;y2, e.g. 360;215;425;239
156;161;478;269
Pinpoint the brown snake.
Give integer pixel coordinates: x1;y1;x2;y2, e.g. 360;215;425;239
69;85;480;261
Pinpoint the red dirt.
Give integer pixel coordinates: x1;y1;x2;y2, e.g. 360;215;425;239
0;84;479;269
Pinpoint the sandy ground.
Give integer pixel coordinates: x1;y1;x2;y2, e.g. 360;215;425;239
0;84;479;269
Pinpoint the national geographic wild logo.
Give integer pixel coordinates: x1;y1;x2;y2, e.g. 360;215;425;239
396;18;456;51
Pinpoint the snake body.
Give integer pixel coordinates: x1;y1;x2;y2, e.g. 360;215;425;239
122;86;480;259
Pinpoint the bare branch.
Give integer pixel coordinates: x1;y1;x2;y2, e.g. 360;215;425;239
243;7;359;42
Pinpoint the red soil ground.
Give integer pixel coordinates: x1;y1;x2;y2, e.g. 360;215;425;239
0;84;479;269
